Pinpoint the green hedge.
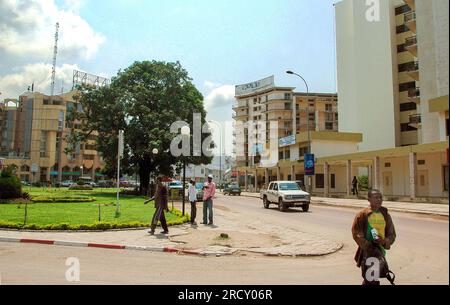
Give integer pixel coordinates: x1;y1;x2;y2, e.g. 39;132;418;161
31;196;96;203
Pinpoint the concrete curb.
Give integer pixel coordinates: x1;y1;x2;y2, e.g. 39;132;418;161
231;193;449;217
0;236;206;256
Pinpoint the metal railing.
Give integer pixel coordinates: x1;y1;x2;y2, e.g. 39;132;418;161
404;11;416;23
409;114;422;124
405;35;417;48
408;87;420;98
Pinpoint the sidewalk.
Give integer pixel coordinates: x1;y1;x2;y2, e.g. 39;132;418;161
0;200;343;257
233;191;449;217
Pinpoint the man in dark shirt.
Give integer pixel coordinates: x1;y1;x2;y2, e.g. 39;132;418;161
145;176;169;235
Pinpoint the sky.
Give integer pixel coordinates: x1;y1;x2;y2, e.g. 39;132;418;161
0;0;339;155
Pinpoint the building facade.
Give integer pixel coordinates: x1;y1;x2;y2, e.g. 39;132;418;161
232;76;362;191
0;90;104;183
322;0;449;201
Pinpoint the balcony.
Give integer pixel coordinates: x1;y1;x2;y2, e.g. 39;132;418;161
406;61;419;81
404;11;416;33
404;0;415;10
407;87;420;104
408;114;422;128
404;35;417;57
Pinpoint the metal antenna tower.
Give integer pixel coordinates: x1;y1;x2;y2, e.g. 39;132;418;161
50;22;59;97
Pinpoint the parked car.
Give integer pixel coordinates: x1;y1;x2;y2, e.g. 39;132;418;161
98;180;115;188
260;181;310;212
61;180;74;187
21;180;31;186
223;183;241;196
195;182;205;201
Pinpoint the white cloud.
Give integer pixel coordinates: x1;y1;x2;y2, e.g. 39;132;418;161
0;0;105;61
203;84;235;111
0;63;81;98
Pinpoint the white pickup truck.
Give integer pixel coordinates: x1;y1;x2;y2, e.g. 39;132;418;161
260;181;310;212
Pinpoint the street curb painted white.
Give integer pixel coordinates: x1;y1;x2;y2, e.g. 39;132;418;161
0;236;198;256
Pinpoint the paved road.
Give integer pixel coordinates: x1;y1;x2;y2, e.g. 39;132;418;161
0;194;447;285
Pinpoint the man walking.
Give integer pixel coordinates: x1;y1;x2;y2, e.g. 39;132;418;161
202;174;216;225
188;180;198;225
351;189;396;285
352;176;359;196
144;176;169;235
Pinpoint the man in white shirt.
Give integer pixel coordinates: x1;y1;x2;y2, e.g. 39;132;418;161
188;180;198;225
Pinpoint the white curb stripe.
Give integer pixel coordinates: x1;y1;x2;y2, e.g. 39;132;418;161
54;240;89;247
0;237;21;243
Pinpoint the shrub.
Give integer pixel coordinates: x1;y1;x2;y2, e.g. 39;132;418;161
358;175;369;191
0;174;22;199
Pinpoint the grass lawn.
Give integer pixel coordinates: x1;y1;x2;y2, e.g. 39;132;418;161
0;188;187;228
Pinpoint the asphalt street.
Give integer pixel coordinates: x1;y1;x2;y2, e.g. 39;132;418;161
0;194;448;285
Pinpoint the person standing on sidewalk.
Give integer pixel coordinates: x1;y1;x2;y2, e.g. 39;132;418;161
144;176;169;235
351;189;397;285
188;180;198;225
352;176;359;196
202;175;216;225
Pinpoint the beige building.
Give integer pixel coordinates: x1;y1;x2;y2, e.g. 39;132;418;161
0;90;104;183
232;76;362;191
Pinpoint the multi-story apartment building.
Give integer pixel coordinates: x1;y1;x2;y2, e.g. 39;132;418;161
312;0;449;201
233;76;361;191
0;90;104;183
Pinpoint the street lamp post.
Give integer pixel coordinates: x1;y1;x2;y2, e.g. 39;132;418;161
286;70;312;192
180;126;190;216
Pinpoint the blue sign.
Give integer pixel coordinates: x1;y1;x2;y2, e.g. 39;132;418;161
304;154;315;176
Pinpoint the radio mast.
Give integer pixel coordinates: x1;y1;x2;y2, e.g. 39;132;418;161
50;22;59;97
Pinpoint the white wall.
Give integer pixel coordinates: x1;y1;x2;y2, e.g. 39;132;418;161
335;0;400;151
311;140;359;158
416;0;449;143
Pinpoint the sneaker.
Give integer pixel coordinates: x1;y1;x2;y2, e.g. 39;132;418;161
160;231;169;234
148;230;155;235
201;222;207;225
208;222;214;226
191;222;197;226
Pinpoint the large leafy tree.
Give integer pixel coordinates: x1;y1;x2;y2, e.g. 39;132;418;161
66;61;213;195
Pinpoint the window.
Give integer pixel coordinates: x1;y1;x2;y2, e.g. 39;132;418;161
401;123;418;132
40;131;47;157
279;151;284;160
325;104;332;112
395;4;411;15
444;166;449;192
385;163;391;168
284;93;292;100
325;122;334;130
400;102;417;112
299;147;308;157
398;61;417;73
397;44;406;53
399;82;416;92
285;150;290;160
396;24;409;34
331;174;335;189
273;183;278;191
418;160;426;165
315;174;324;189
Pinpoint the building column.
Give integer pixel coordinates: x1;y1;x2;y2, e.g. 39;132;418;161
277;167;281;181
324;162;329;197
265;168;269;188
291;165;295;181
244;170;248;192
346;160;352;196
409;152;417;200
373;156;382;192
368;165;373;189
